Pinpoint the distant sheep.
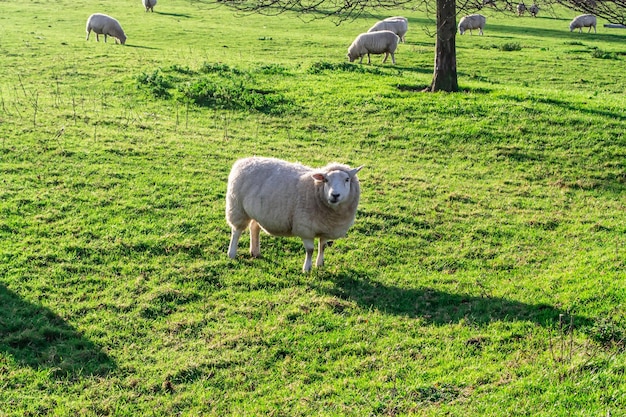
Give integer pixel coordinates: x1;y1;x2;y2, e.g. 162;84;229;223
570;14;597;33
142;0;157;12
226;157;363;272
85;13;126;45
517;2;527;15
375;16;409;42
529;4;539;16
347;30;399;64
458;14;486;35
368;18;408;43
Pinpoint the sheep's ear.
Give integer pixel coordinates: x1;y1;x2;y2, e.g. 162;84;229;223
312;173;327;183
349;166;364;177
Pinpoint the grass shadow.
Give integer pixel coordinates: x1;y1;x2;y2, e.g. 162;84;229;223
154;11;193;18
488;22;626;44
124;44;160;50
315;270;593;329
0;283;116;378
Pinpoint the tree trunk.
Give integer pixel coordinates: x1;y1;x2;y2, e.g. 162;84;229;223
426;0;459;92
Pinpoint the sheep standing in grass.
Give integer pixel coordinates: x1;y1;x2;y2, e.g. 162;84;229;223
347;30;399;64
529;4;539;17
570;14;597;33
226;157;363;272
85;13;126;45
517;2;526;15
367;17;409;42
142;0;157;12
458;14;486;35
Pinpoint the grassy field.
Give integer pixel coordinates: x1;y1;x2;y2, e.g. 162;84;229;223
1;0;625;415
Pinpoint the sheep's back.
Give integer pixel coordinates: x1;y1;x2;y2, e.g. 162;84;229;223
227;157;309;235
353;31;399;54
572;14;596;26
459;14;486;29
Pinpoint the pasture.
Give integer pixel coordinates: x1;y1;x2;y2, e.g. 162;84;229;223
1;0;625;415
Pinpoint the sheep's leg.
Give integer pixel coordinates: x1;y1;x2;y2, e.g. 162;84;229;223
249;220;261;258
104;34;108;43
316;238;328;267
367;53;371;64
479;27;483;35
302;238;315;273
86;30;90;41
391;52;396;65
228;229;243;259
96;33;100;42
382;52;388;63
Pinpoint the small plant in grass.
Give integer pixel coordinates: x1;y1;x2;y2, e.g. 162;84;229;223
199;62;244;75
136;69;172;99
499;42;522;51
177;77;293;114
590;48;618;59
307;61;385;75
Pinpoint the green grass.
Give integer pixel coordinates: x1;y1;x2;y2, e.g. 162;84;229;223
1;0;625;415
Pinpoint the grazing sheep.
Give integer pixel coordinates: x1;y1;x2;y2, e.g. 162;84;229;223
570;14;597;33
458;14;486;35
142;0;157;12
368;18;408;43
482;0;496;8
529;4;539;16
383;16;409;41
226;157;363;272
517;2;527;15
85;13;126;45
347;30;399;64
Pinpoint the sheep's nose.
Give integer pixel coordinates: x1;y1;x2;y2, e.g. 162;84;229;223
331;193;340;199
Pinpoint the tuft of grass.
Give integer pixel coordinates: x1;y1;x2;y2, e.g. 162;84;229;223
590;48;619;59
499;42;522;51
308;61;386;74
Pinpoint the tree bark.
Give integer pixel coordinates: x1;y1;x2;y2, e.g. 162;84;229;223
426;0;459;92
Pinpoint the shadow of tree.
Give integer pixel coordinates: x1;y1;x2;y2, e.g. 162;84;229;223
0;283;116;378
488;22;626;44
314;270;593;329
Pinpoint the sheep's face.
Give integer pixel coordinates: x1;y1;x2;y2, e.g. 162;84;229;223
347;52;356;62
312;167;362;207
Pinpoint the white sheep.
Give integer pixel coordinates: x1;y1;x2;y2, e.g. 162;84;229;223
347;31;399;64
529;4;539;17
458;14;486;35
569;14;597;33
517;3;526;16
226;157;363;272
142;0;157;12
85;13;126;45
368;18;408;42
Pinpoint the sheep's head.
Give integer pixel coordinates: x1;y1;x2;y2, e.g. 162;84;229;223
312;166;363;207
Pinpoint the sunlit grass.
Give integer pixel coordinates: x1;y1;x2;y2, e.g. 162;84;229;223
0;0;625;415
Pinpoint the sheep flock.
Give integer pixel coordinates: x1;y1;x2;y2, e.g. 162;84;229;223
79;2;607;272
